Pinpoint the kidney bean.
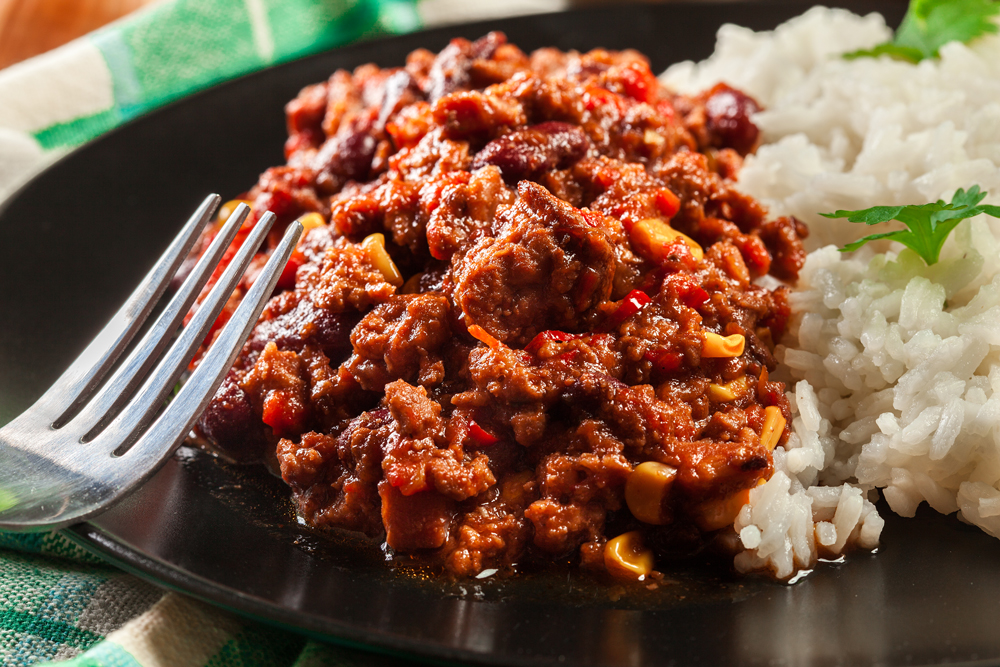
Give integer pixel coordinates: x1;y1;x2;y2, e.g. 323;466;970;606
426;32;506;103
247;297;358;363
315;127;376;184
704;84;760;155
197;373;268;461
472;121;589;184
377;70;421;130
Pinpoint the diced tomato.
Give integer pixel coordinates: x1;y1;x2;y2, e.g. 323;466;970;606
419;171;472;218
736;235;771;277
581;209;605;228
385;466;430;494
254;189;296;221
660;237;700;272
262;390;305;436
467;420;500;448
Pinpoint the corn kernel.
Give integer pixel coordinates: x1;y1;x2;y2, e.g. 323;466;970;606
760;405;786;451
296;212;326;231
709;376;750;402
361;233;403;286
625;461;677;525
696;488;751;532
629;217;704;262
643;129;665;148
702;331;745;358
605;531;655;580
218;199;252;225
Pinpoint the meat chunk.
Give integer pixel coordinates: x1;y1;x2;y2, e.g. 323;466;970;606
381;381;495;500
347;293;453;392
425;165;514;261
277;409;390;535
453;181;616;346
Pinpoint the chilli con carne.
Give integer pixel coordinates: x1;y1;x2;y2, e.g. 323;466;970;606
188;33;807;579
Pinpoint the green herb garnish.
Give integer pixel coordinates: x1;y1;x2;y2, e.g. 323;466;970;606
845;0;1000;63
822;185;1000;266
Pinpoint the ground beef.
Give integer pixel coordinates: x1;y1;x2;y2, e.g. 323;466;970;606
192;32;804;579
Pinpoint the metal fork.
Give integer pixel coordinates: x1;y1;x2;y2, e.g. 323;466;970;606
0;195;303;532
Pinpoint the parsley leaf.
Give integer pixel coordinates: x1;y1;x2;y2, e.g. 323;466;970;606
845;0;1000;63
821;185;1000;265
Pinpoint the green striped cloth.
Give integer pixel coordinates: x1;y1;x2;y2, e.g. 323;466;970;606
0;532;405;666
0;1;426;664
0;0;420;199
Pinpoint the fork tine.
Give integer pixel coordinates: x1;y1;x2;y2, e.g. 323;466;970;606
123;221;303;467
94;211;280;451
73;203;251;438
122;220;303;466
44;194;221;426
25;222;304;531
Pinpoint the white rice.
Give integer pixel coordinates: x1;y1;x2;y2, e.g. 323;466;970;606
663;6;1000;250
661;6;1000;578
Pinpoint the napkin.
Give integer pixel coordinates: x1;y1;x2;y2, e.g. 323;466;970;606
0;0;419;202
0;1;439;664
0;531;399;666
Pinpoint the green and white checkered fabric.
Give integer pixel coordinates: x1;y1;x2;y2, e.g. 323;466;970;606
0;0;420;200
0;529;404;665
0;0;427;664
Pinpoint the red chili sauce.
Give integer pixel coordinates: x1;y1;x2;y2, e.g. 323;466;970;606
190;32;808;579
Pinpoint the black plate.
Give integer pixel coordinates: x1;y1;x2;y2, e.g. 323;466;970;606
11;2;1000;666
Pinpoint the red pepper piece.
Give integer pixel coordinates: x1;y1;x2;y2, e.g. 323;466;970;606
644;348;683;374
605;289;651;331
668;276;710;308
617;289;651;319
276;249;306;291
524;330;581;356
617;62;657;104
583;86;625;115
682;285;710;308
467;420;499;448
655;188;680;218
